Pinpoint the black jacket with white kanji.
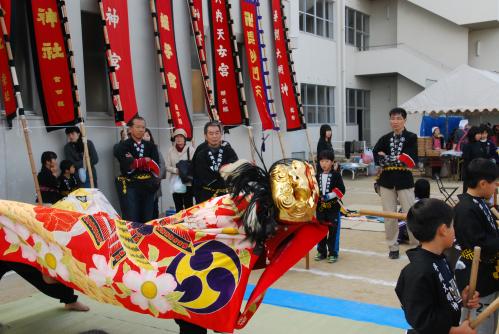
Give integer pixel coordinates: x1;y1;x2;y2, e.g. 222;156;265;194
373;129;418;190
454;193;499;296
396;247;462;334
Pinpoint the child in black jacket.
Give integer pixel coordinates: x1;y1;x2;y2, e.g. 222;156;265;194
454;158;499;334
396;199;479;334
314;149;345;263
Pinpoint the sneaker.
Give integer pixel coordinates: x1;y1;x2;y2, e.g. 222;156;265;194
314;253;327;261
389;250;400;260
327;255;338;263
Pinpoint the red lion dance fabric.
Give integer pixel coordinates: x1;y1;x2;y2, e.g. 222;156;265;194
0;160;326;332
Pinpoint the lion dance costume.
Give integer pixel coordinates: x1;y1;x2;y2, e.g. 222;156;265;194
0;159;327;332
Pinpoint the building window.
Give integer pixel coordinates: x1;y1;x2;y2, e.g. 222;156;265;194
300;83;335;124
81;11;112;114
345;7;369;50
346;88;369;125
299;0;334;39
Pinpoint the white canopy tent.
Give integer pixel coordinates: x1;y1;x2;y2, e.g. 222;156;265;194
401;64;499;114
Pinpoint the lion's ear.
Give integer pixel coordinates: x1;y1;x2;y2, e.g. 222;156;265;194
220;159;250;180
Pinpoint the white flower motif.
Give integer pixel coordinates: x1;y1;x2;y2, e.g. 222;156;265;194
89;254;117;287
0;215;37;262
33;235;70;282
123;269;177;313
215;234;253;250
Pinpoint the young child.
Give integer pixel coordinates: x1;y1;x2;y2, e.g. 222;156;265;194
396;198;479;334
58;159;80;197
454;158;499;334
37;151;63;204
314;149;345;263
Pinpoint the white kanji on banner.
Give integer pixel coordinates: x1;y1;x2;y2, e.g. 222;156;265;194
281;83;289;96
106;7;119;29
217;45;228;57
110;52;121;70
217;28;225;40
218;63;229;77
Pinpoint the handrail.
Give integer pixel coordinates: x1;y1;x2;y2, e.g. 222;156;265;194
359;43;453;71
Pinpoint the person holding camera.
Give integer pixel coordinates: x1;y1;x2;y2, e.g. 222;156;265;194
166;128;195;212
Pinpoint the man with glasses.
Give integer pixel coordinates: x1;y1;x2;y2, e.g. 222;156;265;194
191;121;238;204
373;108;418;259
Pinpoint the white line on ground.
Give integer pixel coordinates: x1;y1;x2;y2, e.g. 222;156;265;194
290;268;397;287
340;248;408;260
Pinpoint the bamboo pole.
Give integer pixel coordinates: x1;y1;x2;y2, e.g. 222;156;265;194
278;0;312;164
0;7;43;204
186;0;218;122
59;1;94;188
226;8;257;164
254;2;286;159
149;0;177;140
351;209;407;221
97;1;127;132
471;295;499;329
466;246;481;321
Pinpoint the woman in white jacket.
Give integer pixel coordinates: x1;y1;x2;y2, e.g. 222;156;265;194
166;128;195;212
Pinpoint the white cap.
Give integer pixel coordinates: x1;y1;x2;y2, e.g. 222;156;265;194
171;128;187;140
459;119;468;129
431;126;439;134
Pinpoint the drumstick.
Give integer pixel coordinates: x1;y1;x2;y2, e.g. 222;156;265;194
466;246;481;321
471;295;499;329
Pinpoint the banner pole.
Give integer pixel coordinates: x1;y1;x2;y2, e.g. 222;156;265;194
186;0;217;122
150;0;177;140
58;1;94;188
0;5;43;204
225;0;257;163
254;3;286;159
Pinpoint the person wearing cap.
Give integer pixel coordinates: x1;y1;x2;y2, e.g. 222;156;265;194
430;126;445;178
191;121;238;203
64;126;99;188
166;128;195;212
114;116;160;223
373;107;419;259
453;119;470;152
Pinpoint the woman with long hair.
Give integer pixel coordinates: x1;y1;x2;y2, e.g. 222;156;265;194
316;124;333;171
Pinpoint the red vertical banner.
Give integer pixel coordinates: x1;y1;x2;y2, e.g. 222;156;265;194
271;0;305;131
99;0;138;125
240;0;276;131
28;0;77;131
153;0;193;139
209;0;246;127
0;0;16;125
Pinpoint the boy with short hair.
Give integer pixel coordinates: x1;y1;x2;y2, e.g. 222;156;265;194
454;158;499;334
314;149;345;263
37;151;62;204
58;159;80;197
396;198;479;334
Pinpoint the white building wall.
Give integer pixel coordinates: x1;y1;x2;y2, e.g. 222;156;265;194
369;76;397;143
397;0;468;69
397;75;424;135
370;0;397;47
407;0;499;26
469;28;499;72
